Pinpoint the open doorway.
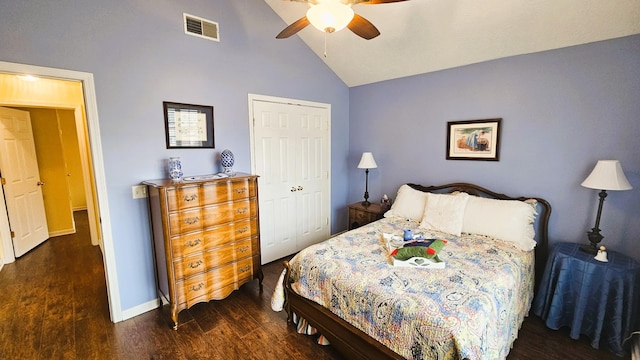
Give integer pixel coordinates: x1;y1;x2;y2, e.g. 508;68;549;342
0;106;91;251
0;61;121;323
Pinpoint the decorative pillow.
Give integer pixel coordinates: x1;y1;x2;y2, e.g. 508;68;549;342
419;192;470;236
383;184;428;222
461;196;538;251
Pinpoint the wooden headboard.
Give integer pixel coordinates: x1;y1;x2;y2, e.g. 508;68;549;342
406;182;552;291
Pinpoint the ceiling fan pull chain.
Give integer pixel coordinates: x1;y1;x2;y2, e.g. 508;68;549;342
324;33;328;58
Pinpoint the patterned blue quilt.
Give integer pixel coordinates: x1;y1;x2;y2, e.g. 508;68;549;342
288;217;535;360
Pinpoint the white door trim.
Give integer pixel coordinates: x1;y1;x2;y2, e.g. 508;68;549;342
0;61;122;323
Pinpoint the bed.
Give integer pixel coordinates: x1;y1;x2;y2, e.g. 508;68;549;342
277;182;551;360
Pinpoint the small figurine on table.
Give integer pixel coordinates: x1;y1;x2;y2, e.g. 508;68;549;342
381;194;392;209
594;245;608;262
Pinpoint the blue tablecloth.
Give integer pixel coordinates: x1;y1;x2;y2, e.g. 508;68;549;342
533;242;640;357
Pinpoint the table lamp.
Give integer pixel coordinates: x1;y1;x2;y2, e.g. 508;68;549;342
580;160;632;254
357;152;377;206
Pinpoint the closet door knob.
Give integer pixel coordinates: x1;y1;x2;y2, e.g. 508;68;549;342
297;186;303;191
37;181;45;186
291;187;297;192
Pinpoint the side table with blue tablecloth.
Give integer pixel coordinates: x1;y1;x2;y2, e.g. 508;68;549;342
533;242;640;357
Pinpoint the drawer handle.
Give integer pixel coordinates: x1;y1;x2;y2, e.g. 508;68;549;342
184;217;199;225
235;188;247;194
239;265;251;273
190;283;204;292
182;194;198;202
186;239;201;247
188;260;203;269
238;246;250;253
237;226;249;234
236;208;248;215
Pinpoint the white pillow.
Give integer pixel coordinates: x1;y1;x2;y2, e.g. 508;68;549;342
383;184;428;222
419;192;470;236
462;196;538;251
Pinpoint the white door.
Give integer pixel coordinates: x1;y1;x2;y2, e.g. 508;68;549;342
251;97;330;264
0;107;49;257
295;107;330;250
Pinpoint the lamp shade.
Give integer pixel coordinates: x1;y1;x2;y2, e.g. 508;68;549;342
357;152;377;169
581;160;632;191
306;2;354;33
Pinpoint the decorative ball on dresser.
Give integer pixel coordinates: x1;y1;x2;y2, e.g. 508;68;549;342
220;149;235;175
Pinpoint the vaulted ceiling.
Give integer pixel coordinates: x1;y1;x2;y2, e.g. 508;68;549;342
265;0;640;87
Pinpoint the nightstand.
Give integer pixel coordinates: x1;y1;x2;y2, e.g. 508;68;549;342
348;202;386;230
533;242;640;357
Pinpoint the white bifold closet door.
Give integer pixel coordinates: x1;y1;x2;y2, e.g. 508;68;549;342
250;96;331;264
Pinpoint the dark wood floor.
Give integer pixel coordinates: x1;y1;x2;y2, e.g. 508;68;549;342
0;211;627;359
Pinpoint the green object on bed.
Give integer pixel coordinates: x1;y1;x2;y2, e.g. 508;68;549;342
392;239;446;261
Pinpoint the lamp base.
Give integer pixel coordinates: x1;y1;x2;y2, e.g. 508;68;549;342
581;227;604;256
361;200;371;207
579;244;598;255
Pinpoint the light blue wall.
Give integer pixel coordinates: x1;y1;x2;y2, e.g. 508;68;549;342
2;0;638;315
0;0;350;311
349;34;640;261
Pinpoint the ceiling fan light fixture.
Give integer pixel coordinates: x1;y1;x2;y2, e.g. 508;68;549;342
306;3;354;33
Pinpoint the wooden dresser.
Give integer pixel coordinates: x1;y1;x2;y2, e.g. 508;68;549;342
143;173;262;329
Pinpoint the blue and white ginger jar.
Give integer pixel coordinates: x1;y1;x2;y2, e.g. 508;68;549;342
168;157;183;181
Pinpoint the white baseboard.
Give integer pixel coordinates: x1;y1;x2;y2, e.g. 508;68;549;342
120;298;161;321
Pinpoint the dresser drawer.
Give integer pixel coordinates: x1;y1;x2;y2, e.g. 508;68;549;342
174;253;208;280
350;208;377;223
201;199;256;228
174;242;235;280
168;208;203;234
166;186;201;211
174;237;256;280
348;203;385;230
168;199;258;236
170;218;257;259
171;232;205;259
201;179;257;204
177;263;238;307
235;257;254;283
234;238;253;260
177;273;208;308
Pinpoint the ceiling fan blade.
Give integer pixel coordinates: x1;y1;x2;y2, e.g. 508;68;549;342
352;0;409;4
276;16;311;39
347;14;380;40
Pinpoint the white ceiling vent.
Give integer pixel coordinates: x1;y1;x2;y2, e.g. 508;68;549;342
183;13;219;42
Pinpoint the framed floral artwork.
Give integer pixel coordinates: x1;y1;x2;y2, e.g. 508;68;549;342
446;118;501;161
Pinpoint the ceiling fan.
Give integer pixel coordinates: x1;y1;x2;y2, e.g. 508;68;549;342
276;0;409;40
